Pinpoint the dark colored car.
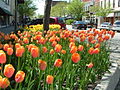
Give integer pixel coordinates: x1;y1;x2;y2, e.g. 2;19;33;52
72;21;87;30
27;17;66;29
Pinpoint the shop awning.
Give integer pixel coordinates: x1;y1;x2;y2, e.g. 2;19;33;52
107;13;114;17
0;7;13;16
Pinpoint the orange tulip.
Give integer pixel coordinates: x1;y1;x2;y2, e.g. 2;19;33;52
94;43;100;48
69;42;75;49
71;53;80;63
52;41;57;47
90;40;96;44
88;47;94;55
15;71;25;83
15;43;21;49
97;37;103;43
38;60;47;70
4;64;15;78
31;47;39;58
23;38;29;44
3;44;9;51
54;59;62;67
61;49;66;54
0;43;3;49
50;49;55;55
42;47;47;53
78;45;84;51
92;48;100;54
87;62;94;68
80;36;86;42
54;44;62;53
0;78;10;89
0;76;2;87
46;75;54;84
70;46;77;54
88;35;94;42
7;48;13;55
0;50;6;64
103;35;110;41
16;46;24;57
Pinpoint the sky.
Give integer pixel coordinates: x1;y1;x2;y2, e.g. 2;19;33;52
33;0;70;15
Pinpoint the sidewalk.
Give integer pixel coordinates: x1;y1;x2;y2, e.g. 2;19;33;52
109;33;120;90
0;25;16;34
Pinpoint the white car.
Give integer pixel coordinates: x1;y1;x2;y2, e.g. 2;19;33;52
98;22;112;30
112;20;120;31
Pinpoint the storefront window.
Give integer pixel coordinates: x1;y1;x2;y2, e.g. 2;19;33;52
118;0;120;7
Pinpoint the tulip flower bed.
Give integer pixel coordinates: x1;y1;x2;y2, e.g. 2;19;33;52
0;28;115;90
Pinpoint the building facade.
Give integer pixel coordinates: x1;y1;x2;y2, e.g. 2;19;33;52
82;0;100;25
98;0;120;25
0;0;15;28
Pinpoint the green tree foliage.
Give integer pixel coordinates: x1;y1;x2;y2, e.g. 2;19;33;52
67;0;85;20
51;2;68;17
18;0;37;18
90;5;113;17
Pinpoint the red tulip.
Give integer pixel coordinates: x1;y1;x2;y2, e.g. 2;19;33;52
71;53;80;63
15;71;25;83
54;59;62;67
46;75;54;84
0;50;6;64
38;60;47;71
4;64;15;78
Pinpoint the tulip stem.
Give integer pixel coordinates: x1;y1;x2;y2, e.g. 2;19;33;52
1;64;3;76
15;83;18;89
17;57;20;70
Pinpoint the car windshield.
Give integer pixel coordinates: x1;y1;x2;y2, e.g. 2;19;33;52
114;21;120;24
75;21;86;24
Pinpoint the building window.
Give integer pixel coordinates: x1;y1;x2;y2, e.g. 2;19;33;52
118;0;120;7
101;1;102;7
2;0;9;5
104;0;106;8
108;0;110;7
113;0;115;8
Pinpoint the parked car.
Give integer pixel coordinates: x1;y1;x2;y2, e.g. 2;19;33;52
112;20;120;31
72;21;87;30
98;22;112;30
27;17;66;29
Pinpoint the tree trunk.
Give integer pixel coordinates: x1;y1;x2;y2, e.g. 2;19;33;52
43;0;52;32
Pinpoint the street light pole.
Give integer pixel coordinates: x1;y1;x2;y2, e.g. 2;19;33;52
15;0;17;31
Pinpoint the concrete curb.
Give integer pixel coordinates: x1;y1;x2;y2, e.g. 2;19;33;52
94;59;120;90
